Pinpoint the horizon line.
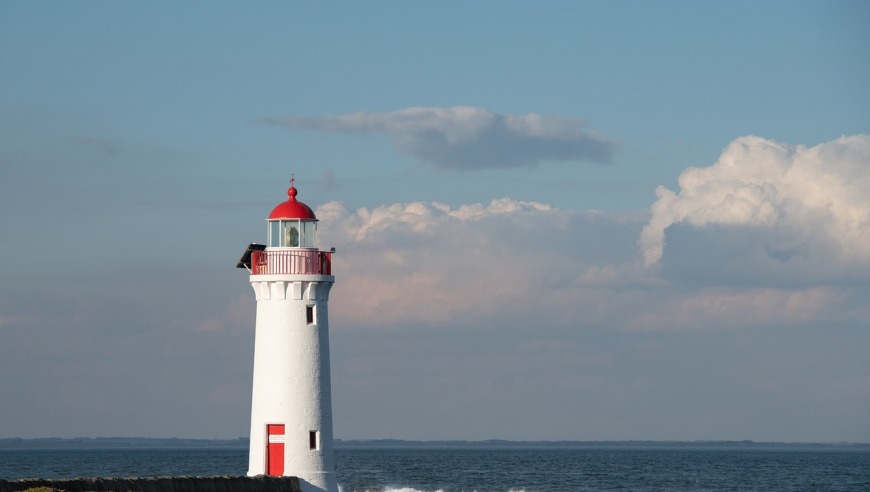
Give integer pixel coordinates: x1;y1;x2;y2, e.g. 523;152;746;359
1;436;867;447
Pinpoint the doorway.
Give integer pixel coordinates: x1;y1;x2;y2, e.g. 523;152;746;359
266;424;285;476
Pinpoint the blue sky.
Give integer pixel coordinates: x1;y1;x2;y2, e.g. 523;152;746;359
1;2;868;442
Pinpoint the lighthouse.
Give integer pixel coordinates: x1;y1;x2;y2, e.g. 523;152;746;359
236;177;338;492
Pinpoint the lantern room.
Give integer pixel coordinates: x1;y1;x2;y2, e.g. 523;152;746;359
267;181;318;249
236;177;333;276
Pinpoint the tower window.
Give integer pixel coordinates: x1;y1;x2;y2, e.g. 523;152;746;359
306;305;314;324
309;430;319;450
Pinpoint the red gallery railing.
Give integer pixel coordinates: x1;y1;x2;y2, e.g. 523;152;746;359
251;250;332;275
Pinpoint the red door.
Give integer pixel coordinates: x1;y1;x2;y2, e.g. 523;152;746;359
266;424;285;476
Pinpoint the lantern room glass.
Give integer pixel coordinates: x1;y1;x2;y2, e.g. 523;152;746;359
268;219;317;248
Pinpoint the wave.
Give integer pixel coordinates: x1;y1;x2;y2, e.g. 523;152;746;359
340;488;525;492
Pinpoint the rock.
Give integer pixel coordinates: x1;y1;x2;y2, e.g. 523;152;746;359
0;476;301;492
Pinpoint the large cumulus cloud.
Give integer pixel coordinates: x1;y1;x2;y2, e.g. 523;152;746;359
315;198;647;330
315;198;864;335
639;135;870;284
260;106;615;170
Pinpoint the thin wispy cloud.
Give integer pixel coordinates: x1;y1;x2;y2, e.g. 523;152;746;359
260;106;616;171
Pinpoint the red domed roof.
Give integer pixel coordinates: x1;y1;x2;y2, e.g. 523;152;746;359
268;183;317;220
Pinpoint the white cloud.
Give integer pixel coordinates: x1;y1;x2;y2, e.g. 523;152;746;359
316;170;869;334
261;106;615;170
317;198;644;329
640;135;870;274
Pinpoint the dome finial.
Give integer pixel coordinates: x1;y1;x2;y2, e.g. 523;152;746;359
288;173;298;198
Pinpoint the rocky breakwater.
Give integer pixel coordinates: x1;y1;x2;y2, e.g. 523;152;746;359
0;476;301;492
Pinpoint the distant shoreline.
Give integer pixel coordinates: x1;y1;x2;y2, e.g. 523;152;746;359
1;437;867;450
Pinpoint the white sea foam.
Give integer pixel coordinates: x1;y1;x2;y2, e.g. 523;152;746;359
373;488;524;492
378;488;446;492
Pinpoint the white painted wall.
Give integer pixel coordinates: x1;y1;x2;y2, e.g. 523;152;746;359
247;272;338;492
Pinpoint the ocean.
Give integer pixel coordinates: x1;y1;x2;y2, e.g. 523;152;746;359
1;445;868;491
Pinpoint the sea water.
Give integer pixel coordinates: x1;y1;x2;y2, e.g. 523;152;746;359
1;446;868;491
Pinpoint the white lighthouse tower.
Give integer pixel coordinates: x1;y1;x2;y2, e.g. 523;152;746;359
237;177;338;492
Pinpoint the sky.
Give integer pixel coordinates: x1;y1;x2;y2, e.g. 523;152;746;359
1;1;868;443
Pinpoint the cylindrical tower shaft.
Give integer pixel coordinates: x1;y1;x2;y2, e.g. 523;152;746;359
247;274;337;492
